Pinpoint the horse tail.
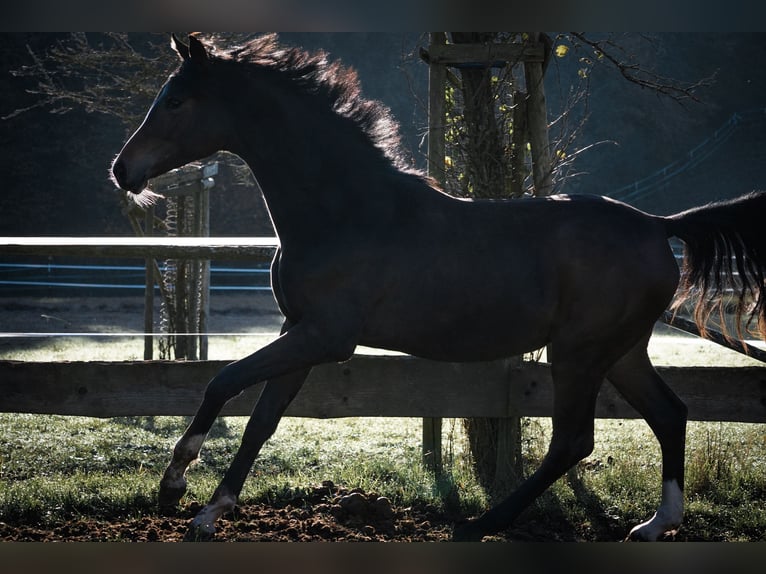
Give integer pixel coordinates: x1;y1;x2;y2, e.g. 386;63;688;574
664;191;766;342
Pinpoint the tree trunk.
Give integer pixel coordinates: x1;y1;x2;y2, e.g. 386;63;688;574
449;33;523;498
449;33;506;199
509;90;528;197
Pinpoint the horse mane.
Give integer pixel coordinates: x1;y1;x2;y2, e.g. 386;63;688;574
206;34;426;180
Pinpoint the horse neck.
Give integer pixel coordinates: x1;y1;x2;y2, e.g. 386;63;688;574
230;103;402;245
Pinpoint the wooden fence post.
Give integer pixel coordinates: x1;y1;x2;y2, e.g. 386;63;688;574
143;206;155;360
423;32;447;474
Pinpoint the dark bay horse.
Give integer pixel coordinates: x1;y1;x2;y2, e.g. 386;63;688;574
111;34;766;541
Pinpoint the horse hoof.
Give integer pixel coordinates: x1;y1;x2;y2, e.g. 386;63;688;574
452;519;486;542
158;488;186;511
158;478;187;510
624;519;671;542
183;519;216;542
625;531;651;542
624;526;675;542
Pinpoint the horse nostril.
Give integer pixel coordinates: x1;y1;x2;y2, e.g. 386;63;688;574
112;160;127;187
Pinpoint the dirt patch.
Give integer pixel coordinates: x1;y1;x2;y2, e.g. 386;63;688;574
0;484;482;542
1;477;640;542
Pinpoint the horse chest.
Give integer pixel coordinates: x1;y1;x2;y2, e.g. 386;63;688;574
270;247;380;324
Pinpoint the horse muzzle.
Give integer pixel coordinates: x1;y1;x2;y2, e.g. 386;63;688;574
111;157;147;194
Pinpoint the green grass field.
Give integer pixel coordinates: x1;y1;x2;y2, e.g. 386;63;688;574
0;298;764;541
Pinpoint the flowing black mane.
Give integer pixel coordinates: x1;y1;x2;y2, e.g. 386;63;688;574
208;34;423;178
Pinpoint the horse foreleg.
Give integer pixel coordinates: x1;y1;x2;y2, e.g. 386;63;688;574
159;320;294;509
158;365;310;511
607;340;688;541
185;368;310;540
165;317;355;540
159;380;240;510
454;362;603;541
158;317;351;513
159;338;282;511
158;432;205;510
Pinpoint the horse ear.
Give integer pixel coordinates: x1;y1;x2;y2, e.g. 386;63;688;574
188;35;209;66
171;33;190;61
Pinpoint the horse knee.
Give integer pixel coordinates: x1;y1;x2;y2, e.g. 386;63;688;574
547;433;594;471
567;434;594;465
203;364;245;404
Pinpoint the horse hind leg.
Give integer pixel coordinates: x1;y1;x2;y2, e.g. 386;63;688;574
606;334;688;541
454;354;604;541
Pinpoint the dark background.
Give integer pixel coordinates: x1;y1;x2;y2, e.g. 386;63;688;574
1;32;765;238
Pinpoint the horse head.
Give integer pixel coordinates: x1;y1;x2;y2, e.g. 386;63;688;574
111;34;229;196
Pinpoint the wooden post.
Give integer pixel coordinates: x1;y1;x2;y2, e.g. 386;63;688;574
197;180;211;361
427;33;447;185
143;206;155;360
524;32;553;197
423;32;447;474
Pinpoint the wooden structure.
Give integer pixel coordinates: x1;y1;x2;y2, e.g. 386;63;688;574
128;162;218;361
420;33;553;473
421;33;552;198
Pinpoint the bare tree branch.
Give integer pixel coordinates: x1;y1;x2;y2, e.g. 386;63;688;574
569;32;717;104
3;33;174;130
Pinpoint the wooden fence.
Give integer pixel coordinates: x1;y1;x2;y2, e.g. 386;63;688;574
1;357;765;423
1;237;765;467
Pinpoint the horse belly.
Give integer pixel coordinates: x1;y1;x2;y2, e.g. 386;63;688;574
360;284;554;362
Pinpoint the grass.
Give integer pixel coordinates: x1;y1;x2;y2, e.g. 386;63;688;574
513;418;766;541
0;297;764;540
0;414;486;528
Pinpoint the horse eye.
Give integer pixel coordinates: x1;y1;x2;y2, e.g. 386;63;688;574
166;97;183;110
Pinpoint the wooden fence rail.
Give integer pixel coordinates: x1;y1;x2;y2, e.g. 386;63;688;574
1;359;765;423
0;236;278;261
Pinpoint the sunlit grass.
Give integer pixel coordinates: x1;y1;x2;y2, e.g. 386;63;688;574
0;413;488;528
1;408;763;539
513;416;766;541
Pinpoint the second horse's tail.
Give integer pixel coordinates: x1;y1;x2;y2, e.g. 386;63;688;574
664;191;766;341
